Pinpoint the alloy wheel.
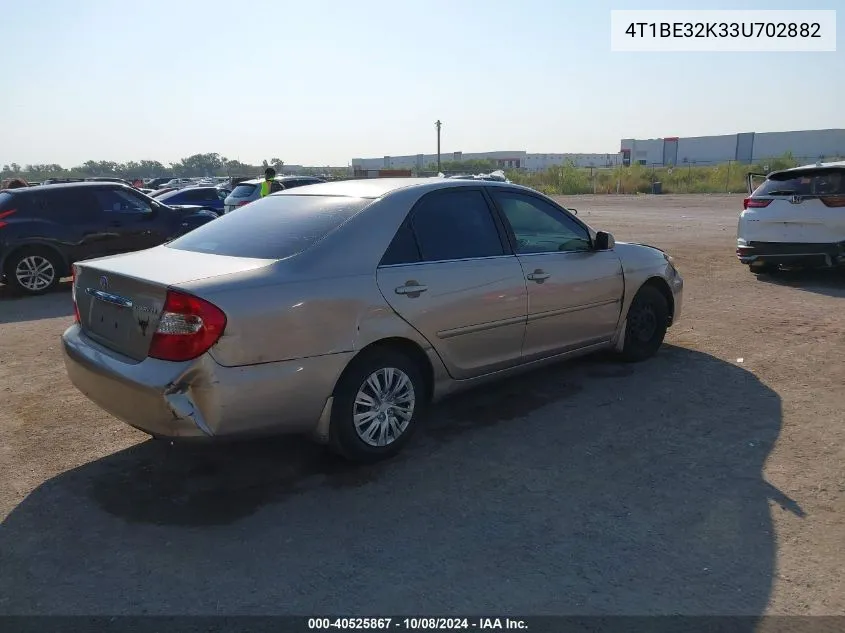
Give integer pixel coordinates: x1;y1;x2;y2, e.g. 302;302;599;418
15;255;56;292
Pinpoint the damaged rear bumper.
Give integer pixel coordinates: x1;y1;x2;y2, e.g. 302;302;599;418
62;324;352;440
736;240;845;268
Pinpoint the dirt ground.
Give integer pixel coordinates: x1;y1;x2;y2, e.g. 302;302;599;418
1;194;843;616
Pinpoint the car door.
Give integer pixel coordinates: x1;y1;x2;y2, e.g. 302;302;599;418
38;188;115;263
91;187;160;252
375;187;527;380
488;188;624;361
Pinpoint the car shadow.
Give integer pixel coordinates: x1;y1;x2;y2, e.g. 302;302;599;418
0;279;73;324
0;345;791;617
754;268;845;298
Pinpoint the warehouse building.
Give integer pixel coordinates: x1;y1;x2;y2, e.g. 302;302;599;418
621;128;845;167
351;129;845;173
351;150;623;172
352;151;527;172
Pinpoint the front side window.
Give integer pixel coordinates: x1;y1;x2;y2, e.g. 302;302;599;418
491;190;591;254
410;189;504;262
93;188;152;214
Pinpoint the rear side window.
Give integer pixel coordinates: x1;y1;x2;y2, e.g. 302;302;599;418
753;169;845;197
410;189;504;262
381;222;421;265
156;189;186;203
41;189;101;222
166;195;372;259
230;184;257;198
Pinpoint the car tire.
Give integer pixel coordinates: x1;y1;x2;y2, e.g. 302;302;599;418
4;247;62;296
619;284;669;362
749;262;778;275
329;347;427;463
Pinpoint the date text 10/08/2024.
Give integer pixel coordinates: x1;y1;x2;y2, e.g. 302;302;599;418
307;618;528;630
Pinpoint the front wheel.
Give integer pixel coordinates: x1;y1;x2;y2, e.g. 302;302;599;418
619;284;669;362
329;348;427;463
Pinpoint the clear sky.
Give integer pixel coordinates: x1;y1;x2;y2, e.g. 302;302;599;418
1;0;841;167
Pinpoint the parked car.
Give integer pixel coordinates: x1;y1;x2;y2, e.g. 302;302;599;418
739;161;845;273
41;178;86;185
62;178;683;462
147;177;174;190
0;182;218;295
153;186;226;214
163;178;194;190
86;177;133;186
222;176;326;214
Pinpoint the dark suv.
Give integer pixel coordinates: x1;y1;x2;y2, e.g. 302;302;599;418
0;182;218;296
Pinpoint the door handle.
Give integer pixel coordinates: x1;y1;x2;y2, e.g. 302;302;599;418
395;282;428;296
526;269;550;282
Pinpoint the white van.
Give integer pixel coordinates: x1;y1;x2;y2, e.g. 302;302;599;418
737;161;845;273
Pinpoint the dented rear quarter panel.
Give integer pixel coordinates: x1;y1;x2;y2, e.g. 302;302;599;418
176;190;439;369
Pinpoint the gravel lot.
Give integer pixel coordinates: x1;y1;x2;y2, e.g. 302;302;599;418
1;194;843;615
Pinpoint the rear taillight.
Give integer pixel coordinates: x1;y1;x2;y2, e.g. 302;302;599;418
0;209;16;229
71;264;81;323
820;196;845;208
236;201;250;207
148;290;227;362
743;198;771;210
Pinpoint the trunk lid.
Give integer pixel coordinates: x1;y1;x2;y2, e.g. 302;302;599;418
74;246;274;360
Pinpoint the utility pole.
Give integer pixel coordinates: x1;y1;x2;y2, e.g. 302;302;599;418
435;120;442;173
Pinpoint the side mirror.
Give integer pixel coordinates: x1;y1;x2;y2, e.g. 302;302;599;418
594;231;615;250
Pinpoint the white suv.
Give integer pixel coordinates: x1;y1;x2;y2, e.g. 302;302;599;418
737;161;845;273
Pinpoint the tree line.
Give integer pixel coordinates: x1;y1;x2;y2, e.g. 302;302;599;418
0;153;347;180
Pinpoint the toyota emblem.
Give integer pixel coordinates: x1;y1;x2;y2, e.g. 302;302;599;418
99;275;109;290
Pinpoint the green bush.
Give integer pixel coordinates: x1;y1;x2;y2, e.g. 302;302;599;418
508;152;837;195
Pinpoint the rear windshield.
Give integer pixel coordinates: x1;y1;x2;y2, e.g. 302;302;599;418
229;183;257;198
753;169;845;197
166;194;372;259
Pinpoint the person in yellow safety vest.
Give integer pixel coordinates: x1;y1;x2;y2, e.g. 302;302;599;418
260;167;276;197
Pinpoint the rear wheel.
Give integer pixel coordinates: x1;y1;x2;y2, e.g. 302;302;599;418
4;247;62;296
329;348;427;463
619;284;669;362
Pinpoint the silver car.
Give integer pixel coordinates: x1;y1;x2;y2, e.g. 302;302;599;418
222;176;326;214
63;178;683;462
